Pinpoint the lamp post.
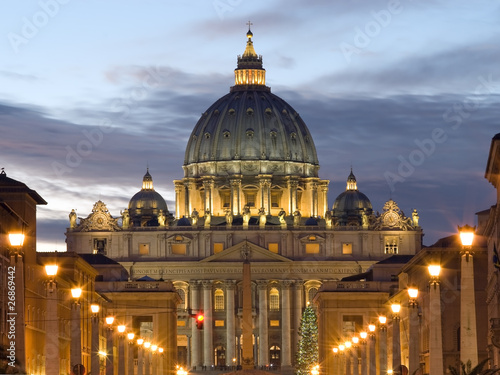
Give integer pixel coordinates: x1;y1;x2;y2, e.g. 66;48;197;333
407;287;420;375
144;341;151;375
339;344;345;375
428;264;444;375
70;287;82;367
391;303;401;371
45;264;59;375
352;336;359;375
151;344;158;375
345;340;352;375
378;316;387;375
137;338;145;375
359;332;367;375
128;332;135;375
90;304;100;375
105;316;115;375
158;347;164;375
368;324;376;375
117;325;126;375
459;225;478;367
333;347;339;375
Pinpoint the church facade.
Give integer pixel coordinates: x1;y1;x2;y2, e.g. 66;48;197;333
66;29;422;372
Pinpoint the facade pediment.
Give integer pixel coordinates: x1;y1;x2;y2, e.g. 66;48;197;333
200;240;292;263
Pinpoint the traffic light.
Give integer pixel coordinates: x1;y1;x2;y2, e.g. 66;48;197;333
196;313;204;329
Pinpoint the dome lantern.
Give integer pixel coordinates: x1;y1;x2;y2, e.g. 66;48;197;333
233;24;267;90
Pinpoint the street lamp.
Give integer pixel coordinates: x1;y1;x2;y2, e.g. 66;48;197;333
378;316;387;375
105;317;115;375
407;287;420;374
90;304;100;375
458;224;478;367
70;287;83;368
45;263;59;375
428;264;444;375
391;303;401;371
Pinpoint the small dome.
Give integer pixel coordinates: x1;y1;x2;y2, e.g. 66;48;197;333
305;217;318;226
176;217;192;226
332;170;372;226
128;169;168;226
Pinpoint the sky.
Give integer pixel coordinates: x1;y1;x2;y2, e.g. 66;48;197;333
0;0;499;251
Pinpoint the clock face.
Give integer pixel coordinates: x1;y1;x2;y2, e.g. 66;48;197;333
384;212;398;226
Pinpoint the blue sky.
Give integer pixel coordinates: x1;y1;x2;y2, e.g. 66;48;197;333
0;0;498;251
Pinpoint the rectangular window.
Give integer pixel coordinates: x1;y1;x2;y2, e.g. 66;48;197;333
172;244;187;255
94;238;107;254
268;243;279;253
139;243;149;255
177;320;186;327
342;243;353;255
270;320;280;327
385;236;398;254
220;191;231;208
214;243;224;254
215;320;225;327
244;191;257;207
305;243;320;254
271;190;281;208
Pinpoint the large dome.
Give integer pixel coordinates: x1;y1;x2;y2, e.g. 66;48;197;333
183;30;319;179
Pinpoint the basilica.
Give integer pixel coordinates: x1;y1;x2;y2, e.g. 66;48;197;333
66;28;423;372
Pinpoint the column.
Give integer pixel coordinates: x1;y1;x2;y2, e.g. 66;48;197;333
226;281;236;367
203;179;214;214
202;281;214;368
294;281;304;351
429;276;444;375
145;346;151;375
174;181;183;219
320;182;329;217
128;339;135;375
288;179;298;214
281;281;292;368
257;281;269;366
71;302;82;367
310;180;318;217
230;177;242;216
258;175;272;214
45;278;59;375
346;347;352;375
461;249;478;366
190;282;201;369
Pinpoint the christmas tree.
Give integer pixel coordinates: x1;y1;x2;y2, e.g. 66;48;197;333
295;304;319;375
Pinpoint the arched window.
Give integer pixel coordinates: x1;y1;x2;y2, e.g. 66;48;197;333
269;288;280;311
214;288;225;311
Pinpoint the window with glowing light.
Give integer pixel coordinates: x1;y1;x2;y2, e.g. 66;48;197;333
269;288;280;311
214;288;225;311
384;236;398;254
